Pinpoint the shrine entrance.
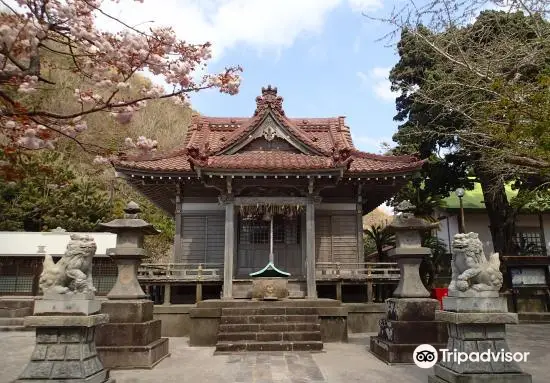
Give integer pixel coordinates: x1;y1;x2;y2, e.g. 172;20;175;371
236;213;303;277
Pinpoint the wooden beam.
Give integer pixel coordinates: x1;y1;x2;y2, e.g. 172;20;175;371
234;196;307;206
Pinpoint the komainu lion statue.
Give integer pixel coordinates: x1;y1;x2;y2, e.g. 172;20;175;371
449;232;503;294
39;233;97;294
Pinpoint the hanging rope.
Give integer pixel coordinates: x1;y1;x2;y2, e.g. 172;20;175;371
239;203;304;220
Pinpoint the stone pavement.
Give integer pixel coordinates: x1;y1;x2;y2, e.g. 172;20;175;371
2;324;549;383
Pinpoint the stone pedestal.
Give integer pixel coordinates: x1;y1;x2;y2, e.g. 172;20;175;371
97;202;169;369
96;300;169;369
15;314;114;383
370;298;447;364
370;202;446;364
429;296;532;383
391;248;432;298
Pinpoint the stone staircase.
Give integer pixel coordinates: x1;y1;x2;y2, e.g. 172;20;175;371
215;306;323;352
0;298;33;332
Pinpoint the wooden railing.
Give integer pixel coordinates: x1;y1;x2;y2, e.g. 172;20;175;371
138;263;224;281
138;262;400;282
315;262;400;281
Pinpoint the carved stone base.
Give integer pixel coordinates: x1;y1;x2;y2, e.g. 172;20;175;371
370;298;447;364
429;365;532;383
370;336;447;364
251;278;289;300
430;297;532;383
442;296;508;313
15;314;114;383
96;300;169;369
34;295;101;316
95;338;169;369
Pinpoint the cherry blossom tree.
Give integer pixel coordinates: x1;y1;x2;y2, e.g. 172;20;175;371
0;0;241;163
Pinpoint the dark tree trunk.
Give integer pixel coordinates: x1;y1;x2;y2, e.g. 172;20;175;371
475;166;517;257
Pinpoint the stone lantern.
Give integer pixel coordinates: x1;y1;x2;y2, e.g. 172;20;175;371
387;200;438;298
370;200;447;364
95;201;169;369
100;201;159;299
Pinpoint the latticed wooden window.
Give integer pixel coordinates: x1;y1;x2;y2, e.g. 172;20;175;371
0;259;39;294
239;215;299;244
514;228;547;256
240;218;270;244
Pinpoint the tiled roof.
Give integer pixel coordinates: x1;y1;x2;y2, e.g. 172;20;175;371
347;151;425;174
203;151;334;171
115;86;424;175
116;150;193;172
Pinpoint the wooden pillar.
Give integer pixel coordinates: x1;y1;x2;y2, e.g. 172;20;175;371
356;184;364;262
222;196;235;299
336;282;342;302
173;183;183;263
306;196;317;299
366;280;373;302
163;284;171;306
196;283;203;303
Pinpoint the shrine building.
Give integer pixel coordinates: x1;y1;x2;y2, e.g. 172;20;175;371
114;86;424;300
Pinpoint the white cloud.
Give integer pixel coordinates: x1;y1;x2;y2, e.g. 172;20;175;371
96;0;382;62
347;0;383;12
352;134;394;153
357;67;397;102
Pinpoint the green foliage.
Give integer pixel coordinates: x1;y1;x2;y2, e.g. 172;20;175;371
0;151;111;231
109;191;175;263
420;235;450;289
364;224;395;261
363;234;378;259
390;10;550;256
391;179;447;220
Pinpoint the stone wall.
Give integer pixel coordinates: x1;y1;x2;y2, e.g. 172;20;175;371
152;302;385;337
345;303;386;333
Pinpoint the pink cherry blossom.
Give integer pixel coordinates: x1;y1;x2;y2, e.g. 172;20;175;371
1;0;242;161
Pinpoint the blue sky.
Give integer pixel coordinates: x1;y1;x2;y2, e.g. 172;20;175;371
188;1;400;154
102;0;403;154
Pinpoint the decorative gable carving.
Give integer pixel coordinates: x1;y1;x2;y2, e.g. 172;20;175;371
241;137;300;153
262;125;276;141
228;114;312;155
254;85;285;116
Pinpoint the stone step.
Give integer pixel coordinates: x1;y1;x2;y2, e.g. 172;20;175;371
0;299;34;310
220;314;318;325
219;322;321;333
221;307;318;316
218;331;322;342
198;299;341;309
518;312;550;323
0;307;33;318
0;317;25;326
215;340;323;352
0;325;34;332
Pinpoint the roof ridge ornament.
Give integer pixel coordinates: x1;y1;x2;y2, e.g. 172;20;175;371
254;85;285;116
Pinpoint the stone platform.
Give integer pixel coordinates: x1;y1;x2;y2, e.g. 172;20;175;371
190;299;348;347
96;300;169;369
15;314;114;383
370;298;447;364
429;294;532;383
0;298;34;332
